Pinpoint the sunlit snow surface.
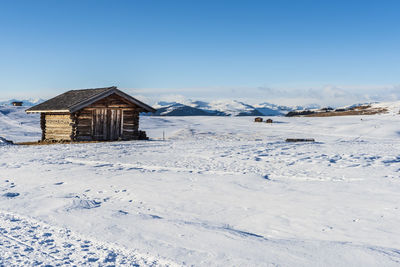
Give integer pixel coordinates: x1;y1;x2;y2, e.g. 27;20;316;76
0;105;400;266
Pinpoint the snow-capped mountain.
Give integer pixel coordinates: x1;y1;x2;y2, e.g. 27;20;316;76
150;100;296;116
253;102;293;116
202;100;263;116
0;97;324;116
152;103;223;116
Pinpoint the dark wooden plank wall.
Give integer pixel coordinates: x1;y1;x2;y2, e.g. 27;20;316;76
109;109;122;140
40;113;46;141
75;109;93;141
122;109;139;140
74;93;141;141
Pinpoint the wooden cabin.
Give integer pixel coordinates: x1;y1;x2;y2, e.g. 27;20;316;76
266;119;273;123
254;117;263;122
26;86;156;142
12;101;23;106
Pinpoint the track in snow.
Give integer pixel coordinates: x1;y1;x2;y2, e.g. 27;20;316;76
0;211;171;266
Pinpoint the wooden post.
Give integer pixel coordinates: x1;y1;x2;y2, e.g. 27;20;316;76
70;112;78;141
133;110;139;132
40;113;46;141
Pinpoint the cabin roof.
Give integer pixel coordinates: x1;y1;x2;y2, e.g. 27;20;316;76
26;86;156;113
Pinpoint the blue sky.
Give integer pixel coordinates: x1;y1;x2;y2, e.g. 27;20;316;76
0;0;399;106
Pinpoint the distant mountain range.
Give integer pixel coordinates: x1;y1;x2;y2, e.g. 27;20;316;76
150;100;320;116
0;97;322;116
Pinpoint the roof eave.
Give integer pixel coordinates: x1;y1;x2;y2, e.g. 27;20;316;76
26;109;70;113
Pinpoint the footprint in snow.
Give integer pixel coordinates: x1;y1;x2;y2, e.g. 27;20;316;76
3;192;19;198
118;210;128;215
69;199;101;210
0;211;151;266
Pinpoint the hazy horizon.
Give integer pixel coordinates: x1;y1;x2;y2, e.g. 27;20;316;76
1;83;399;108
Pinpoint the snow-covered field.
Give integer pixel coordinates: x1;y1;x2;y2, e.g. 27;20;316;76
1;105;400;266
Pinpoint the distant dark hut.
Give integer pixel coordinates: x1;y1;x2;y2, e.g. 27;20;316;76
321;107;334;112
266;119;273;123
254;117;263;122
26;86;156;142
12;101;23;106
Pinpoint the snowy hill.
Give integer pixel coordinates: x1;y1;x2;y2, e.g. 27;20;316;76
371;100;400;114
286;101;400;117
0;106;41;142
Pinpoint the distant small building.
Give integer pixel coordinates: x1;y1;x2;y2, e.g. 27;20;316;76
12;101;23;106
266;119;273;123
321;107;334;112
26;86;156;142
254;117;263;122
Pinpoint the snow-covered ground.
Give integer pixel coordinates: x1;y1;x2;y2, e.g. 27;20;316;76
1;105;400;266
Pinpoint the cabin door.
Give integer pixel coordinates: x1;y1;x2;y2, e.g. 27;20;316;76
92;109;122;141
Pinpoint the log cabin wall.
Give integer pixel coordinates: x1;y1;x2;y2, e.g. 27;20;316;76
44;113;73;141
74;109;92;141
121;109;139;140
74;93;141;141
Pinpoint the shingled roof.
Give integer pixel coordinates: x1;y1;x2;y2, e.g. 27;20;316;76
26;86;156;113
